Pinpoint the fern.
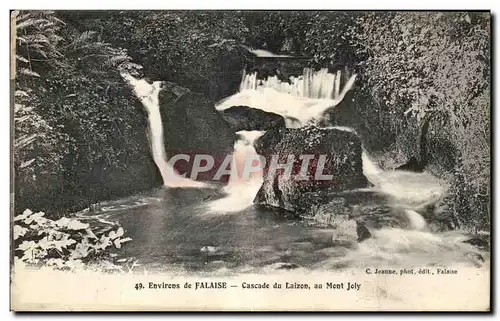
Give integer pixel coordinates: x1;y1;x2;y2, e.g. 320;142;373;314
105;54;131;67
15;10;65;74
16;18;37;30
23;34;51;44
15;134;38;149
19;68;40;77
15;90;29;97
68;31;97;49
16;55;29;63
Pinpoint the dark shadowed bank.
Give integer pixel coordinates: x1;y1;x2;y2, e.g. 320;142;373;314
14;11;490;234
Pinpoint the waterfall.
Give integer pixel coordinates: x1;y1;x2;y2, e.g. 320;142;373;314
209;68;356;213
120;72;209;188
239;68;342;100
207;130;265;213
361;149;448;206
122;70;444;231
117;61;484;273
219;66;449;229
360;149;449;231
217;68;356;126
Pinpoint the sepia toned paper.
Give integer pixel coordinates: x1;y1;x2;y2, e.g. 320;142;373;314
10;10;491;312
11;266;490;311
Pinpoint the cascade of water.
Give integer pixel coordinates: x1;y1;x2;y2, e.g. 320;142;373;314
239;68;345;100
207;130;265;213
216;68;356;126
120;72;209;188
210;68;356;214
122;70;442;233
331;227;487;268
115;66;485;272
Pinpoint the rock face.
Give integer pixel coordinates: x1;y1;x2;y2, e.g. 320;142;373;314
310;188;458;242
219;105;285;131
254;126;370;215
159;82;235;181
308;189;397;243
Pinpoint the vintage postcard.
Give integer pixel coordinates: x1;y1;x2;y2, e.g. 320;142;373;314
10;10;491;311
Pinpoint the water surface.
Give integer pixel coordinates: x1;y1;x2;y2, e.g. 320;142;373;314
82;187;487;274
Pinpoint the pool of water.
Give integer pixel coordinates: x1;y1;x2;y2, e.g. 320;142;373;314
78;186;488;274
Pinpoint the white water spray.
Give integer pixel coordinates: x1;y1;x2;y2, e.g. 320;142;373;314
207;130;265;213
217;66;452;232
361;151;448;207
216;68;356;126
360;150;451;230
120;72;209;188
331;227;487;268
119;60;483;269
239;68;346;100
209;68;357;213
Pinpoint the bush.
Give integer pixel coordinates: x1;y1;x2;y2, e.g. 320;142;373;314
352;12;490;231
13;11;490;232
14;209;131;271
302;12;490;231
14;11;161;216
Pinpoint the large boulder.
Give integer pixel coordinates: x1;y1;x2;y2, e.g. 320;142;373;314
159;83;236;181
253;126;370;215
219;105;285;131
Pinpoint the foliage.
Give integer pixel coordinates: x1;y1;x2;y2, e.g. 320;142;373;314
300;12;358;68
14;209;132;271
349;12;491;231
352;12;489;127
14;11;70;213
14;10;161;215
273;11;490;231
13;10;490;232
14;10;65;171
61;11;254;101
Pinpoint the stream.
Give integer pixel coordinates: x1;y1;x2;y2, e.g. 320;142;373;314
95;67;490;275
79;186;488;274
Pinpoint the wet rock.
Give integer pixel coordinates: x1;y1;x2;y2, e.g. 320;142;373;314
312;198;350;225
356;222;372;242
219;105;285;131
255;245;276;253
329;216;358;247
254;126;369;214
464;252;485;268
415;199;457;232
159;83;235;181
309;230;339;247
351;203;407;230
205;260;228;270
315;189;458;238
463;235;489;251
268;262;299;270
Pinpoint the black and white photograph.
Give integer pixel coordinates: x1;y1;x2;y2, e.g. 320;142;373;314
10;10;491;311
